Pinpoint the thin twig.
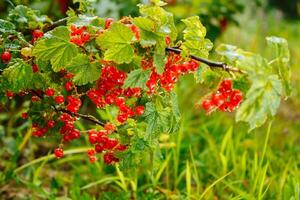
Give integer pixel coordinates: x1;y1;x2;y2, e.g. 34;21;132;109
57;108;105;126
43;17;69;32
165;47;244;74
31;90;105;126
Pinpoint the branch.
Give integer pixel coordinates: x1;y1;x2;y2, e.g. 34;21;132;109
57;108;105;126
43;17;69;32
31;90;105;126
165;47;245;74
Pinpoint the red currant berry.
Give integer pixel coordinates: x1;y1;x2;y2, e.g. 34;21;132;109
89;156;97;163
46;120;56;128
70;24;77;33
81;32;90;42
6;91;14;98
32;30;44;39
105;139;119;150
88;131;99;144
117;114;128;123
116;144;127;151
33;128;43;137
64;72;73;79
135;106;145;116
70;35;84;46
230;90;243;106
54;148;64;159
165;35;171;45
115;97;125;107
87;149;95;156
202;99;214;111
45;87;55;97
104;123;116;132
21;112;28;119
41;127;48;134
54;95;64;104
219;79;233;93
103;152;118;164
212;93;226;107
31;96;40;102
1;51;12;63
130;24;140;40
32;64;39;73
64;81;73;91
105;94;115;104
95;144;104;153
105;18;114;29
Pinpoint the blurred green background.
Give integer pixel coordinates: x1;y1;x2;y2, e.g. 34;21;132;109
0;0;300;199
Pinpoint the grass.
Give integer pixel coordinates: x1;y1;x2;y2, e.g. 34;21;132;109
1;4;300;200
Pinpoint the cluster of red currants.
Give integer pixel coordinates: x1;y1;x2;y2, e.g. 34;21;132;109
53;121;126;165
31;111;56;137
88;123;126;164
201;79;243;113
87;66;145;123
23;85;125;164
70;25;90;46
59;113;81;142
66;95;82;113
145;53;200;93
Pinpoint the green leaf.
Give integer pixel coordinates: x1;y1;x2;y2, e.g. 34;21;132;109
143;93;181;140
96;23;135;64
182;39;213;58
194;64;209;84
33;26;78;72
182;16;206;38
182;16;212;58
236;75;283;131
138;3;177;40
153;53;166;74
143;101;171;140
216;44;249;63
7;5;50;30
2;59;34;92
66;54;101;85
123;69;151;90
266;36;291;98
216;44;272;75
132;17;158;48
0;19;16;33
168;92;181;133
67;14;104;29
73;0;96;13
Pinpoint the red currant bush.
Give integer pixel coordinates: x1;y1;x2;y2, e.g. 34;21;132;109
0;2;291;168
